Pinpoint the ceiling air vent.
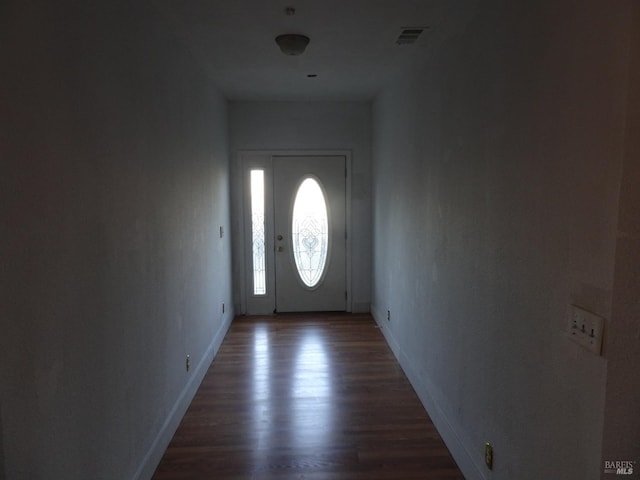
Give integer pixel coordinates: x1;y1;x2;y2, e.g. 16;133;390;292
395;27;427;45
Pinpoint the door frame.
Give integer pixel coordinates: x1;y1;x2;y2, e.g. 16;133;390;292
237;150;353;315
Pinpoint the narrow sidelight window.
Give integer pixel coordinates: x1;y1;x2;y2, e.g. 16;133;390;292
250;170;266;295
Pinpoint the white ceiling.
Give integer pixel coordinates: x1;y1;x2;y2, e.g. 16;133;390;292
159;0;469;101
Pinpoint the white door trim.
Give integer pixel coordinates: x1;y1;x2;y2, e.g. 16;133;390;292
237;150;353;315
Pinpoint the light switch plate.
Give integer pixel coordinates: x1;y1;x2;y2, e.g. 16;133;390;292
566;305;604;355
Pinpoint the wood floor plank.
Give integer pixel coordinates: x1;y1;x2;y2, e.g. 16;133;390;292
152;313;464;479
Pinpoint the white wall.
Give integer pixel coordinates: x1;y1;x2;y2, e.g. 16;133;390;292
0;2;232;479
229;101;372;313
601;2;640;470
371;1;634;479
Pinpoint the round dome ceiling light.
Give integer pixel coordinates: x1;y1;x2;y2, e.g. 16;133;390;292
275;34;310;56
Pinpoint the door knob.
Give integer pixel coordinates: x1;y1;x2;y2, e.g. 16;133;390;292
277;246;284;252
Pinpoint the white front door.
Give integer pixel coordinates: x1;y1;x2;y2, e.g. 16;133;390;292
273;156;346;312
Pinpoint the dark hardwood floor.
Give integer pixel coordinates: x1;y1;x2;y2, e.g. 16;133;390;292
152;313;464;479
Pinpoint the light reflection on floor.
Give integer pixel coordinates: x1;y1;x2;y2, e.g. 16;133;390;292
291;328;333;447
153;314;465;480
252;325;272;452
251;324;335;458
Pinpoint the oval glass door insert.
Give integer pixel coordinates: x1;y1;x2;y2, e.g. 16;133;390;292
291;177;329;288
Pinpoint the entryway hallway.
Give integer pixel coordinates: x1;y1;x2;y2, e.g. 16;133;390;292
153;313;464;479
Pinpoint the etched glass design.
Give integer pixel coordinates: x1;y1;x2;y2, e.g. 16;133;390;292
250;170;266;295
292;178;329;288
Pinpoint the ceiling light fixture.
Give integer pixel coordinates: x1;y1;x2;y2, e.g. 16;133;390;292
275;34;310;56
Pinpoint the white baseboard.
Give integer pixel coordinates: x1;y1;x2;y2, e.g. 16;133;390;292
132;313;233;480
371;306;484;480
